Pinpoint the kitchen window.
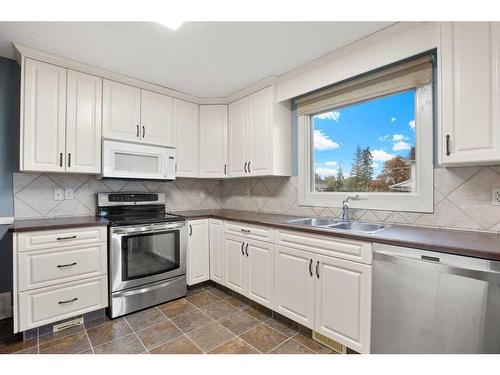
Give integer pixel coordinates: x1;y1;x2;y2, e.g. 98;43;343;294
297;54;434;212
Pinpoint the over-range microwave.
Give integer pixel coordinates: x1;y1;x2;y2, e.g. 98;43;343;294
102;139;176;180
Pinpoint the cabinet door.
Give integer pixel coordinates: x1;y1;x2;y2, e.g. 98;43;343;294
228;97;249;177
173;99;199;177
209;219;225;285
66;70;102;174
102;80;141;142
23;58;66;172
224;234;246;295
314;254;372;354
248;86;273;176
199;105;228;178
274;245;314;328
246;239;274;308
141;90;174;146
441;22;500;165
187;220;209;285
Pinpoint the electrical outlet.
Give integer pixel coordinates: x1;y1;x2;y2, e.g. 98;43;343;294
246;186;251;198
199;190;206;198
492;189;500;206
53;189;64;201
65;189;74;200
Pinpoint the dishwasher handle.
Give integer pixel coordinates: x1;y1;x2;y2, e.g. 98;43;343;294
374;250;500;285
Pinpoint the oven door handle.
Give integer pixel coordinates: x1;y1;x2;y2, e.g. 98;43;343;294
112;278;182;298
112;223;185;236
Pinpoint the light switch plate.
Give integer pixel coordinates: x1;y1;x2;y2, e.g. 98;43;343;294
492;188;500;206
54;189;64;201
65;189;74;200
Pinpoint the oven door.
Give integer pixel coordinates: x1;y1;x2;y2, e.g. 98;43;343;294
110;222;186;292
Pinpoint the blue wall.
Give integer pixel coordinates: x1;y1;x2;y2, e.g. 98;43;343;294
0;56;20;293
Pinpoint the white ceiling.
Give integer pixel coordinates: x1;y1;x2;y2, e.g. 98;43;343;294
0;22;393;97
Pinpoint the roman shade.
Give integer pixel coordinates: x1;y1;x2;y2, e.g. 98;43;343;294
295;54;433;116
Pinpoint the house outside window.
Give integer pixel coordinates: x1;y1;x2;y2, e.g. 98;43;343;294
297;54;435;212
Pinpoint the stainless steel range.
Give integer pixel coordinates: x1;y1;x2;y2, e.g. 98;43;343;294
97;192;187;318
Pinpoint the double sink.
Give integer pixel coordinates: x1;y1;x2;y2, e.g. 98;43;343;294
286;218;388;234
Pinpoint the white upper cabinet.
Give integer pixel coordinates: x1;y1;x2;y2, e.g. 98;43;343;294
440;22;500;165
22;58;67;172
228;85;291;177
199;105;228;178
22;59;102;174
173;98;199;177
228;97;250;177
66;70;102;174
141;89;174;147
102;80;141;142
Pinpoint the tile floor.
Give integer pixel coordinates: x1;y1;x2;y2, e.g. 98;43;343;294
0;285;333;354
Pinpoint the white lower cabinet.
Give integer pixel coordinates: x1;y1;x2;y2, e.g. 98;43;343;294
187;219;210;285
223;234;274;308
18;276;107;331
224;234;246;294
274;245;315;328
314;254;372;354
209;219;225;285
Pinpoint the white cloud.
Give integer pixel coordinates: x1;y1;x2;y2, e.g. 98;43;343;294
372;149;395;161
390;117;397;123
393;141;411;151
392;134;409;142
315;111;340;122
315;167;337;178
324;161;338;167
378;134;391;141
409;119;415;131
313;130;340;151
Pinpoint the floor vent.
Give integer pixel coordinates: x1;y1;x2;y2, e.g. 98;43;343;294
312;332;347;354
53;317;84;333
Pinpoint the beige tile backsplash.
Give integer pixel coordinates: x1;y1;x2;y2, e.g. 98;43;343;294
12;166;500;233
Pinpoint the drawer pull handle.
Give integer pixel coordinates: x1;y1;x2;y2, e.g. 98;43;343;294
58;297;78;305
240;229;251;233
56;235;77;241
57;262;77;268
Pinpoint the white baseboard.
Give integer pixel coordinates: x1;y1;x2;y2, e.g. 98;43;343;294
0;292;12;320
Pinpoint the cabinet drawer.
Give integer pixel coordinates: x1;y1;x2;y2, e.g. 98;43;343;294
17;226;107;252
18;276;108;332
224;221;274;242
18;243;107;291
275;230;372;265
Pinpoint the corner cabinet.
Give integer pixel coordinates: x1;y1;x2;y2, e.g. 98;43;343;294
440;22;500;166
22;58;102;174
199;105;228;178
228;86;291;177
187;219;209;285
173;99;199;177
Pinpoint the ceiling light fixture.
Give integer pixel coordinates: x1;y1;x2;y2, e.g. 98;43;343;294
156;19;184;30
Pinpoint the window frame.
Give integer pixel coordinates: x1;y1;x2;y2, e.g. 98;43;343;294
298;83;434;213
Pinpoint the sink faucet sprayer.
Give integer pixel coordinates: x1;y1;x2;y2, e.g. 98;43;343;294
342;195;359;222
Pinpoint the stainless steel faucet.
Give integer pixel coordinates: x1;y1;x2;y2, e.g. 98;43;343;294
341;195;359;222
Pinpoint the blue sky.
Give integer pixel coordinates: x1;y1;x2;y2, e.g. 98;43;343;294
313;90;415;179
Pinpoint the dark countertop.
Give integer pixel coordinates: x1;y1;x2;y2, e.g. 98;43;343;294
175;209;500;261
9;216;108;232
9;209;500;261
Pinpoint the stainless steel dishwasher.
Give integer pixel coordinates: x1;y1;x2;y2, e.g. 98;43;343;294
371;243;500;353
